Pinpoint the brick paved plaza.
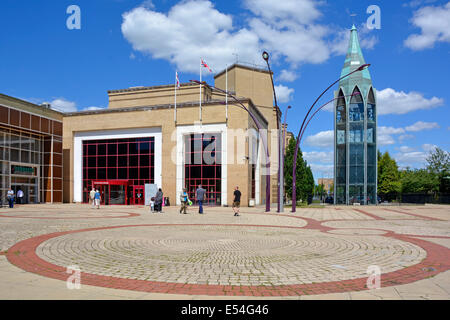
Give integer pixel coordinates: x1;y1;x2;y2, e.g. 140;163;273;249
0;204;449;300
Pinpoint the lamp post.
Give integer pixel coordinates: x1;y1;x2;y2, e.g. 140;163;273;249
190;80;272;212
262;51;282;212
291;64;370;212
280;105;291;209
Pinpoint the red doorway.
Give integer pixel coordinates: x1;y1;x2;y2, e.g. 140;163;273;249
92;180;131;205
132;186;145;205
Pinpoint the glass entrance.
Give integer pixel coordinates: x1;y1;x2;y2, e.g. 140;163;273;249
133;186;144;205
92;183;110;205
184;133;222;206
92;180;131;205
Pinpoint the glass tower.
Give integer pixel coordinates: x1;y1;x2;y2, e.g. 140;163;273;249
334;25;377;205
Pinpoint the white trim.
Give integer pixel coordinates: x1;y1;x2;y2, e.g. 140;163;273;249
73;127;162;203
176;123;227;206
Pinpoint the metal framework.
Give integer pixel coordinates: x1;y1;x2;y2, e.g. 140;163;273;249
82;137;155;204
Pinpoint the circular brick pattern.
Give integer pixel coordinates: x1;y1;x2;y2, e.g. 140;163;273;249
29;225;425;286
6;210;450;296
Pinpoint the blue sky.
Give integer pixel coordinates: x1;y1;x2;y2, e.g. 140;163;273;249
1;0;449;181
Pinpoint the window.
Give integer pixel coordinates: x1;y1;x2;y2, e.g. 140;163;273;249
184;133;222;205
82;137;155;203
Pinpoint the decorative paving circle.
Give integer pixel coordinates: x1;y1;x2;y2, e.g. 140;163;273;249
7;223;450;296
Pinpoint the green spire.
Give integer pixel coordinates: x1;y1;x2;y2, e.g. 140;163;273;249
339;25;372;96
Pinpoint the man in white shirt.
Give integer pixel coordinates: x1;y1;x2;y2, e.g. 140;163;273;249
17;188;24;204
7;189;15;208
89;187;96;208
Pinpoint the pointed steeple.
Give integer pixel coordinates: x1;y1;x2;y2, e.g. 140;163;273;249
339;25;372;96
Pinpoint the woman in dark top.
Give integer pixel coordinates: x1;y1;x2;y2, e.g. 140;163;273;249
232;186;241;216
154;188;163;213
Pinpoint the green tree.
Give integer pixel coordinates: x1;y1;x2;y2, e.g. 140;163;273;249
426;147;450;193
400;169;438;194
377;151;401;200
284;138;314;203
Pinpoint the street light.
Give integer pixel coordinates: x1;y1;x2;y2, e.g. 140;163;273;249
262;51;282;212
280;105;291;208
291;64;370;212
189;80;272;212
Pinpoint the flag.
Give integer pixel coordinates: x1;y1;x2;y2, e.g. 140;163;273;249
201;59;212;73
175;71;180;88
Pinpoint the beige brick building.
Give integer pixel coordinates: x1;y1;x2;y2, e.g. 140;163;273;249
62;64;282;207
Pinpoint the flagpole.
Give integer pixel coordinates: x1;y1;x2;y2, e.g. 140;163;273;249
174;71;177;123
199;58;202;122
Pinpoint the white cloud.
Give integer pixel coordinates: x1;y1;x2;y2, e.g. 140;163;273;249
305;130;333;148
399;146;416;153
422;143;438;152
49;98;77;112
308;163;334;178
404;2;450;50
377;134;396;146
405;121;440;132
244;0;322;25
377;126;405;146
303;151;333;164
121;0;364;75
278;69;298;82
378;126;405;135
394;151;428;168
377;88;444;115
121;2;261;73
399;134;415;142
274;84;294;103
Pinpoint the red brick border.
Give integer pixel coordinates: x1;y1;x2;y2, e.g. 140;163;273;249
0;212;140;219
6;223;450;296
383;208;443;221
352;208;385;220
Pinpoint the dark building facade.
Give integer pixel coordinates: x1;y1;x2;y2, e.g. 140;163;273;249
0;94;64;204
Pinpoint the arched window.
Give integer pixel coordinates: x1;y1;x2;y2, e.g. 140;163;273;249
336;89;346;124
336;89;346;145
349;87;364;122
367;87;375;122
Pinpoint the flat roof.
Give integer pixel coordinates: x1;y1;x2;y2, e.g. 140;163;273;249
0;93;64;120
214;63;272;79
108;82;198;94
64;98;268;126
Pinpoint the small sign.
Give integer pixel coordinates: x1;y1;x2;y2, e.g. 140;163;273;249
11;165;36;176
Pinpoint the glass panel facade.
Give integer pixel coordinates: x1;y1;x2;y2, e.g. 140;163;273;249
366;89;377;204
335;90;347;204
82;137;155;204
0;127;41;204
348;88;365;204
184;133;222;206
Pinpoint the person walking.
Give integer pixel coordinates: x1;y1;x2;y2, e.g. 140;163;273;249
232;186;241;216
154;188;164;213
7;188;15;208
16;188;24;204
179;188;189;214
90;187;96;209
196;184;206;214
94;189;101;209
